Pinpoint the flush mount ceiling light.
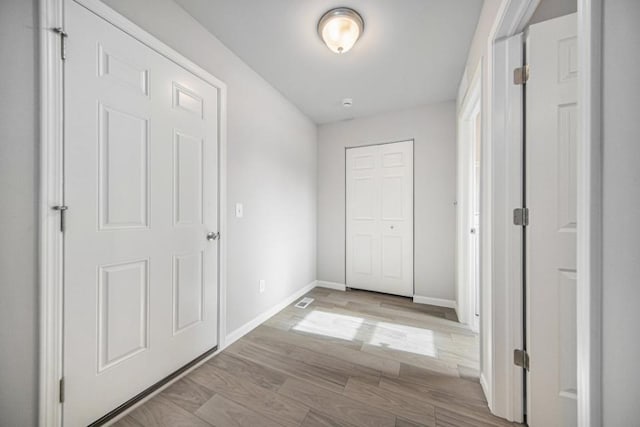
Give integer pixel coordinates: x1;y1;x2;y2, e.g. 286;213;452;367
317;7;364;54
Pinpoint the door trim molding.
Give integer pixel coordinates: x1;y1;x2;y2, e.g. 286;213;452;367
39;1;228;425
576;0;602;425
461;0;539;421
39;1;65;425
487;32;525;422
456;61;481;328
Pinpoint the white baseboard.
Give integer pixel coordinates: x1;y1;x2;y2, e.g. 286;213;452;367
316;280;346;291
480;372;492;409
224;280;317;347
413;295;457;309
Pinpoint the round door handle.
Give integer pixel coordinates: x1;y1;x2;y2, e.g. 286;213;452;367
207;232;220;241
470;228;476;234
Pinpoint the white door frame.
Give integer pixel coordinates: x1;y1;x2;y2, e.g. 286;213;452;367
456;63;481;330
476;0;602;424
463;1;538;420
39;1;227;425
576;0;602;425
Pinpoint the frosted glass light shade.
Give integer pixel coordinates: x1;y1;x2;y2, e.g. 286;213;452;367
318;8;364;54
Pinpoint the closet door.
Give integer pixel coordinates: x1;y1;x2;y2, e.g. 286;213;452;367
346;141;413;297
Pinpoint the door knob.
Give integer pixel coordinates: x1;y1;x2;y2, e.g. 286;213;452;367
207;231;220;241
470;228;476;234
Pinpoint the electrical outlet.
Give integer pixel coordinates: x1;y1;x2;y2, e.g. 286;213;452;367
259;279;266;293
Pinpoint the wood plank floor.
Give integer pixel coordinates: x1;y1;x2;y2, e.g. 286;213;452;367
114;288;519;427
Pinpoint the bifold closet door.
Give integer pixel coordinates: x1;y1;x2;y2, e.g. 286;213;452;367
526;13;578;427
346;141;413;297
63;1;220;424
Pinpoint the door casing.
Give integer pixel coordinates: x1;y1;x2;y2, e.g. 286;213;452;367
456;62;482;332
39;1;227;425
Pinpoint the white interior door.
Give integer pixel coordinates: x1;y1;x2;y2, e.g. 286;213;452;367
526;13;578;427
63;1;220;424
346;141;413;297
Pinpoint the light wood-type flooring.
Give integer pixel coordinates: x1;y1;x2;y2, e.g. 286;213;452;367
114;287;519;426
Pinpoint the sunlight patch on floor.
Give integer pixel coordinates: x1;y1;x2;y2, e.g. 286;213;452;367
292;310;365;341
292;309;437;357
368;321;437;357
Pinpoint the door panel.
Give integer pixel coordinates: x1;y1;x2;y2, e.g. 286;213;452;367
173;251;205;334
346;141;413;297
526;13;578;427
98;259;149;371
63;1;220;424
173;132;204;226
98;104;149;229
354;177;377;219
382;235;403;278
381;176;403;219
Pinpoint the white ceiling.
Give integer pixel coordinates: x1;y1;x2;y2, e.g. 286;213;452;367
175;0;483;124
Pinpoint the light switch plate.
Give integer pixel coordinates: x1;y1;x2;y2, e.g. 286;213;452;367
235;203;243;218
259;279;266;293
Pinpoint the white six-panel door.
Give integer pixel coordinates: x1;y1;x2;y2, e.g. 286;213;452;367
63;1;220;424
526;13;578;427
346;141;413;297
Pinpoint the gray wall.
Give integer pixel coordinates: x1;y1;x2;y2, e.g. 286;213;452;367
0;1;40;426
317;102;457;300
101;0;318;334
602;0;640;423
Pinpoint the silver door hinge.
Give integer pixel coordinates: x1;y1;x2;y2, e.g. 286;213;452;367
52;205;68;232
513;207;529;226
514;349;530;371
513;65;529;85
53;27;68;60
59;377;65;403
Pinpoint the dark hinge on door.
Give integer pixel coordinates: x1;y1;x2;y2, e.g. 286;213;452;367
514;349;530;371
53;27;68;60
513;207;529;226
513;65;529;85
59;377;65;403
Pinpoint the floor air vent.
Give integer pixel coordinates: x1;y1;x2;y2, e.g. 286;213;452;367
294;297;314;309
